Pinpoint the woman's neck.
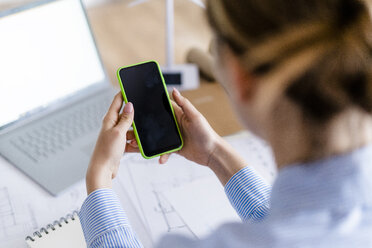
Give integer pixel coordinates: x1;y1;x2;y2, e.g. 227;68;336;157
267;102;372;170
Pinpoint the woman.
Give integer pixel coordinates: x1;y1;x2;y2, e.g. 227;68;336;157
79;0;372;247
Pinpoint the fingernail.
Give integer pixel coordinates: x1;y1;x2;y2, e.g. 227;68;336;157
173;88;180;96
124;102;133;113
130;139;138;147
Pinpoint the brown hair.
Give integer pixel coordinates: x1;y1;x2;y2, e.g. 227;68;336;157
207;0;372;122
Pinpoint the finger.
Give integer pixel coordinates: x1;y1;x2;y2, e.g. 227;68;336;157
171;100;183;124
116;102;134;132
102;92;124;130
172;88;199;119
125;145;140;153
126;130;136;140
159;153;170;164
129;139;138;148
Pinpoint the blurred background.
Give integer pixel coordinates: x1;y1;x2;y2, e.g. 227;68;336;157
0;0;211;84
0;0;241;135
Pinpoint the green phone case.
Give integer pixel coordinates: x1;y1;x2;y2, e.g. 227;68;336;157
117;60;183;159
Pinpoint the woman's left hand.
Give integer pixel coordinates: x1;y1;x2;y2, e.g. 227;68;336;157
86;92;137;194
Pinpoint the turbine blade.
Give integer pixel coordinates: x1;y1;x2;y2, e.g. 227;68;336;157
188;0;205;8
128;0;150;7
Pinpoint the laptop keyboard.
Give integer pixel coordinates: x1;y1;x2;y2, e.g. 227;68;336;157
10;95;112;162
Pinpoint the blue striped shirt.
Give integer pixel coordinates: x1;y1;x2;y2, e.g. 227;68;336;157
79;144;372;247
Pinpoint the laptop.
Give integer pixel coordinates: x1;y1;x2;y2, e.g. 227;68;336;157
0;0;115;195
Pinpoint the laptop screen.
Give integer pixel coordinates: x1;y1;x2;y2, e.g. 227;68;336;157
0;0;105;129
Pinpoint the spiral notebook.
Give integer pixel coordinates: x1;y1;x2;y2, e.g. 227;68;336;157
25;211;86;248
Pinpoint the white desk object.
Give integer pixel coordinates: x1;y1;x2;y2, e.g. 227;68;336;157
25;214;85;248
129;0;205;91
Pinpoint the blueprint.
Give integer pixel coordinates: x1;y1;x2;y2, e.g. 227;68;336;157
0;156;86;248
116;131;276;243
118;153;213;242
162;177;241;238
0;130;276;247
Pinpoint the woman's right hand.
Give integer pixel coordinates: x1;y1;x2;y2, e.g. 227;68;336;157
160;88;223;167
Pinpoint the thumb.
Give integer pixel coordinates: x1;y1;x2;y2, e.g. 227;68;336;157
116;102;134;131
172;88;198;119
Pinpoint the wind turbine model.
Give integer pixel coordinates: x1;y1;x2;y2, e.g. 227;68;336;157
129;0;204;90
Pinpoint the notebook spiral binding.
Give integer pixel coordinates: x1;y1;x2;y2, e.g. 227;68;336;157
25;210;79;242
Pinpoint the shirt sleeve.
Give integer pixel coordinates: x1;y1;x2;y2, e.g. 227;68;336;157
78;188;143;248
224;166;271;221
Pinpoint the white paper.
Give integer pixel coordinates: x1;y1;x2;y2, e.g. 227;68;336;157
163;177;241;238
224;131;276;183
26;214;85;248
117;153;214;243
116;131;276;243
0;154;150;248
0;130;276;247
0;157;86;248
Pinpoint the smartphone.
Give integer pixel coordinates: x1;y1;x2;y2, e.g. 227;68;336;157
117;61;183;159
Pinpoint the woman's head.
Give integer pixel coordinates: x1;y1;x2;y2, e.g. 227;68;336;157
207;0;372;164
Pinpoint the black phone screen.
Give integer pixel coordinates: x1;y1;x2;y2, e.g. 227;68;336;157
118;61;182;157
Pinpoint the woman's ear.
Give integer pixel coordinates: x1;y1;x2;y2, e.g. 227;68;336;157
223;47;257;102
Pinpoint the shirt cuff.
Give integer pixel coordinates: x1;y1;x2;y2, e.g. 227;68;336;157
78;188;131;246
224;166;271;221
